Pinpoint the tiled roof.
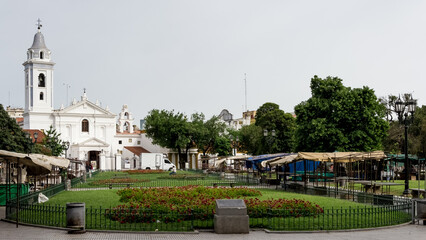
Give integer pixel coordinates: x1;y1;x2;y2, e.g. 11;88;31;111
23;129;45;143
124;146;150;155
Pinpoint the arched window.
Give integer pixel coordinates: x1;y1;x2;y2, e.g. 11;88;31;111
40;51;44;59
82;119;89;132
39;92;44;100
38;74;45;87
124;112;129;119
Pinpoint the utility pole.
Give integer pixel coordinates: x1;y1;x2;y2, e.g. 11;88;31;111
244;73;247;112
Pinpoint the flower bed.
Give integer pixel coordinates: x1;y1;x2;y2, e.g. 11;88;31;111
92;178;149;185
106;186;323;223
125;170;164;174
157;174;205;180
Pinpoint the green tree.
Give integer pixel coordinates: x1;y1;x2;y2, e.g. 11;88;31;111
238;124;263;155
295;76;388;152
0;104;31;153
407;105;426;158
144;109;191;169
191;114;227;156
255;102;296;153
213;136;232;156
42;125;64;156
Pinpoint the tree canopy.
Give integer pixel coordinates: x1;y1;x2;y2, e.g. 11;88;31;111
0;104;30;153
144;109;227;167
255;102;295;153
42;125;65;156
294;76;388;152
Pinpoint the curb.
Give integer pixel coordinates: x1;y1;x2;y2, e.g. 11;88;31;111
1;219;199;234
263;221;413;234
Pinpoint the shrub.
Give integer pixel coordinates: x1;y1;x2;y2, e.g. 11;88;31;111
92;178;149;185
106;186;323;223
125;170;164;174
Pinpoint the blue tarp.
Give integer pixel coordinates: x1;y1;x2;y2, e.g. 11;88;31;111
245;153;289;170
288;160;320;172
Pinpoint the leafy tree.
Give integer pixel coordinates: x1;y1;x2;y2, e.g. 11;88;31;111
213;136;232;156
295;76;388;152
144;109;191;169
255;102;296;153
191;114;227;156
0;104;31;153
407;105;426;157
238;124;263;155
42;125;64;156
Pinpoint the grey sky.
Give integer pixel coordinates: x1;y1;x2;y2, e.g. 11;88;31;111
1;1;426;122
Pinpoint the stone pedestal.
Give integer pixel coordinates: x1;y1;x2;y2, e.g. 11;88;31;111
214;199;249;234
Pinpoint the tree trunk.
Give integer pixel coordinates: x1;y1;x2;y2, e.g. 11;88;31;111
177;148;186;169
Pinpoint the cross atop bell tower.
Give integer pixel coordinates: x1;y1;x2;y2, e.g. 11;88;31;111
36;18;42;30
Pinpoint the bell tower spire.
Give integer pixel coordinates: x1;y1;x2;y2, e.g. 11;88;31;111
23;19;56;129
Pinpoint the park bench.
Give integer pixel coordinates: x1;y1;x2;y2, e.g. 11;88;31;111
266;178;280;185
183;175;205;180
410;188;426;198
107;183;134;189
212;182;236;188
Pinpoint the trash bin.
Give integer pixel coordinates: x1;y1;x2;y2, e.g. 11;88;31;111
417;199;426;225
66;202;86;233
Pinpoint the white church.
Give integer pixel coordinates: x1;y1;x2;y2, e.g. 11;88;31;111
22;22;199;170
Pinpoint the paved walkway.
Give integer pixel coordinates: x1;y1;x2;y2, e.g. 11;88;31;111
1;207;425;240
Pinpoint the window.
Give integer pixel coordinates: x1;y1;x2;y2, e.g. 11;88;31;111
124;112;129;119
38;74;45;87
82;119;89;132
40;51;44;59
128;139;132;143
137;141;141;145
118;140;122;144
39;92;44;100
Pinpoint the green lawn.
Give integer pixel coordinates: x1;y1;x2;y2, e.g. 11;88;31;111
14;171;412;231
346;180;425;196
46;188;367;209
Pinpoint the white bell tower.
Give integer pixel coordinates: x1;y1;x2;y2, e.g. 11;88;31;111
23;19;55;129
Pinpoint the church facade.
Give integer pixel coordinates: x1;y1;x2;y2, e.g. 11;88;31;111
22;23;199;170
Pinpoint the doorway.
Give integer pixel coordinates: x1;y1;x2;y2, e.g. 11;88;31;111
88;151;100;170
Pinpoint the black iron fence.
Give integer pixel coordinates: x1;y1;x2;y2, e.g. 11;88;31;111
5;171;413;232
6;201;411;231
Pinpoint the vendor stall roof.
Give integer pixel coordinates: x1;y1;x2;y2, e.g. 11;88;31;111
297;151;386;162
265;154;298;167
0;150;70;175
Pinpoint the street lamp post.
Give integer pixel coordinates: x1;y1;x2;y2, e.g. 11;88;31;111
395;95;416;195
263;129;276;154
62;141;70;159
61;141;70;182
25;132;39;154
230;136;239;156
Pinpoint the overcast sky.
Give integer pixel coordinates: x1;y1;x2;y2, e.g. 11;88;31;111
2;1;426;122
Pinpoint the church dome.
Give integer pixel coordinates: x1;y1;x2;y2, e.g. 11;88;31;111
30;31;49;50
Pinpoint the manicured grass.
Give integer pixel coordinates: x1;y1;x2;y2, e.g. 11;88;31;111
45;188;366;209
347;180;425;196
258;189;366;208
76;170;226;188
43;189;122;207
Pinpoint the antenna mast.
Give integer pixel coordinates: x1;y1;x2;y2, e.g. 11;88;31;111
244;73;247;112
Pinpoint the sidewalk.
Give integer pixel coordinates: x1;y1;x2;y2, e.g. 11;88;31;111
1;207;425;240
